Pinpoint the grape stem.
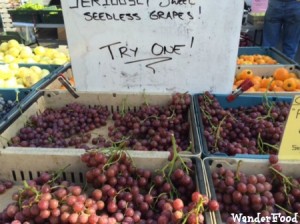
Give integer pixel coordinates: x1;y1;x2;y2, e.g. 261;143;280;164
235;160;243;181
213;115;228;149
275;203;300;219
269;166;297;188
257;133;278;154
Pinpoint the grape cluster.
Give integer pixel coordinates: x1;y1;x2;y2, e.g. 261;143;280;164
198;92;291;155
9;93;192;152
108;93;191;152
0;147;218;224
9;103;110;149
211;156;300;224
0;179;14;194
0;97;17;120
81;149;212;223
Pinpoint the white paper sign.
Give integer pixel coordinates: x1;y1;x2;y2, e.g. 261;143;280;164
61;0;243;93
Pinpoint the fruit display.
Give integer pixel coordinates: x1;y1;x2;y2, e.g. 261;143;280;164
205;156;300;224
0;40;70;65
237;54;278;65
234;68;300;93
195;92;291;156
16;2;44;10
0;63;50;88
0;147;217;223
5;92;194;153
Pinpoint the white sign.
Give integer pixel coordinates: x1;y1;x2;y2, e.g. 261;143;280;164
61;0;244;93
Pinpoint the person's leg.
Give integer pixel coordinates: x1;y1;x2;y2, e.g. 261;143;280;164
282;1;300;60
262;0;284;48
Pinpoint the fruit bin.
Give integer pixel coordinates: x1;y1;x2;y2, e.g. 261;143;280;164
203;157;300;224
236;66;300;95
237;47;297;70
0;63;69;91
0;90;200;156
8;10;41;23
193;93;293;158
38;10;64;24
0;148;214;223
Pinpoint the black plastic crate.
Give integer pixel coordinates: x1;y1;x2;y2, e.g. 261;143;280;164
8;10;40;23
39;10;64;24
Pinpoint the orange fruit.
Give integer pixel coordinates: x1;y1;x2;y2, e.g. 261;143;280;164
245;87;256;93
250;75;262;90
273;68;290;81
272;86;285;92
296;79;300;89
234;79;245;86
236;69;254;80
270;80;284;90
257;87;268;92
283;78;297;91
289;72;297;78
260;77;273;90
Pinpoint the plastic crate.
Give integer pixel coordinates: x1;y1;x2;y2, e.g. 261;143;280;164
0;149;212;222
193;93;293;158
203;157;300;224
236;66;300;96
0;91;200;156
237;47;297;71
8;10;40;23
0;63;68;91
38;10;64;24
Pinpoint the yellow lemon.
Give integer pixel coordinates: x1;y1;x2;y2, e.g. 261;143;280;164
7;39;20;49
0;42;8;52
3;55;16;63
7;47;20;58
33;46;46;56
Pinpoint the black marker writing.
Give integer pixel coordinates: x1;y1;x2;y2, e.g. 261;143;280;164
125;57;172;73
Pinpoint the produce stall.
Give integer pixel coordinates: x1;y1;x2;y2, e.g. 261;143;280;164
0;0;300;224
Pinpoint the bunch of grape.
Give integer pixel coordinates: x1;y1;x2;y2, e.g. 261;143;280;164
108;92;191;152
9;103;110;149
268;156;300;223
210;156;300;224
212;166;275;223
0;145;218;224
81;149;215;223
0;179;14;194
198;92;291;155
0;97;17;120
9;93;192;152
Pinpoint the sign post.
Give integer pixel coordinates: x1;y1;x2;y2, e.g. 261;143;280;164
61;0;243;93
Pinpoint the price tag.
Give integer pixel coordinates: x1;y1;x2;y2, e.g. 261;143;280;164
279;95;300;161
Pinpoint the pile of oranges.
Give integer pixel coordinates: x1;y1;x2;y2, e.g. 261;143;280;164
237;54;278;65
233;67;300;92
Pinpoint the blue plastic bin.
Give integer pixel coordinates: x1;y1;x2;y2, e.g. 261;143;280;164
238;47;297;66
193;93;293;159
